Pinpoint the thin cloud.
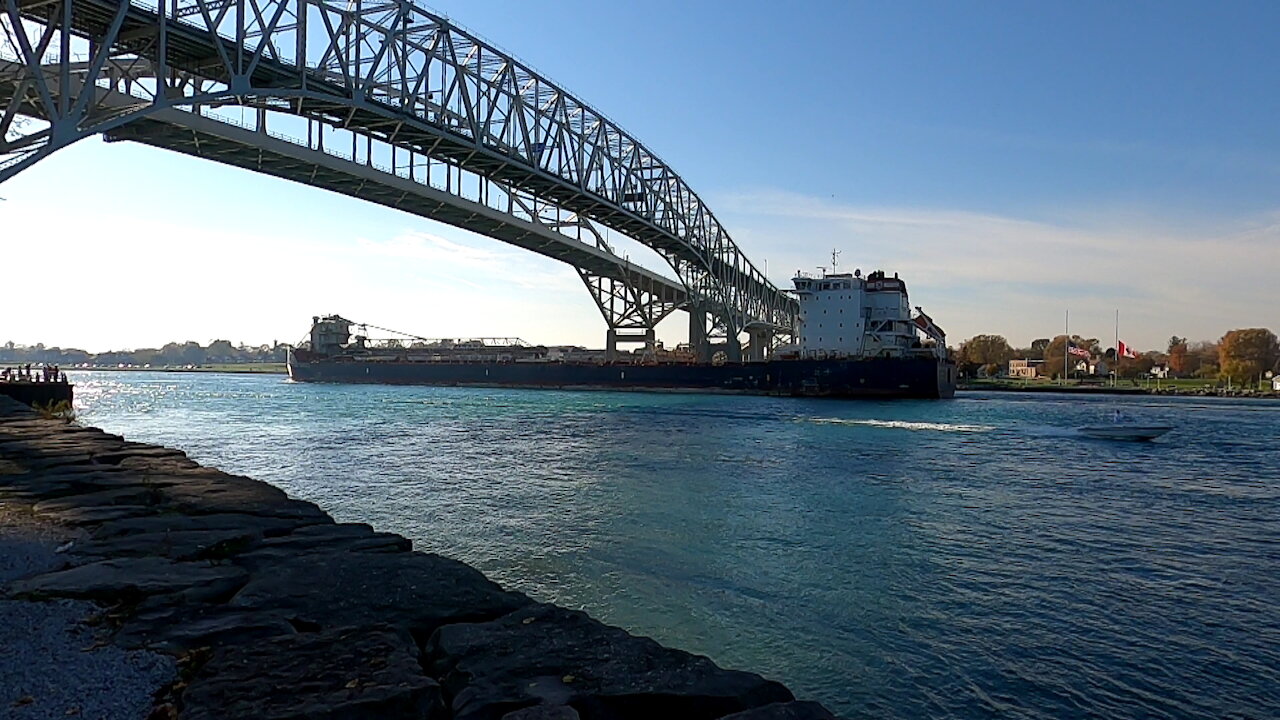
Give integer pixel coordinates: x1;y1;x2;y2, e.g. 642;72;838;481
719;190;1279;349
356;231;504;266
356;230;583;293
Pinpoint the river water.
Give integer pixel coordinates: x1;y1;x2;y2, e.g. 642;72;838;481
68;371;1279;719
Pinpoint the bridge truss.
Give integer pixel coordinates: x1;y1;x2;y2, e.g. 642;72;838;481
1;0;798;358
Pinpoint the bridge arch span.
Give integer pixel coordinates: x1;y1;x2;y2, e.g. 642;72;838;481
2;0;797;356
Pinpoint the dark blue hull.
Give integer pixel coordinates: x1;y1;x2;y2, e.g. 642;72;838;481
288;356;956;399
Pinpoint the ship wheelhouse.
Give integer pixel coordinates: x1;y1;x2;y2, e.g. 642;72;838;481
787;268;946;360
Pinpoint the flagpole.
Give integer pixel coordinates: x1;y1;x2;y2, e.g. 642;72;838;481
1114;309;1119;387
1063;309;1068;386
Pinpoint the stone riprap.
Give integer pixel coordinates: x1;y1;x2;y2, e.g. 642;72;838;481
0;396;838;720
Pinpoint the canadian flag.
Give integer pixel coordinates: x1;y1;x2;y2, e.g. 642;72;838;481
1117;341;1140;359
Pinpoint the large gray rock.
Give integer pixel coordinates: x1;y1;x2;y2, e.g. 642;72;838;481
153;472;330;521
91;512;321;540
12;453;95;471
180;626;444;720
0;468;170;501
114;602;298;652
236;523;412;568
91;443;192;466
116;454;202;471
34;504;159;526
7;556;248;604
502;706;580;719
426;603;793;720
68;527;262;562
32;486;161;514
499;702;581;712
74;522;407;565
0;436;125;459
229;550;530;642
717;702;839;719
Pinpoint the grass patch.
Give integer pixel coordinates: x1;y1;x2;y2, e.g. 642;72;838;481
32;399;76;422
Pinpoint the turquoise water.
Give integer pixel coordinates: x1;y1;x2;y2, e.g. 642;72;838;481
70;371;1279;719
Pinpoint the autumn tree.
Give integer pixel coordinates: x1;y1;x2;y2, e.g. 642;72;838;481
1218;328;1279;384
1043;335;1074;379
1133;353;1156;377
959;335;1014;376
1168;341;1189;375
1040;335;1100;379
1188;341;1219;379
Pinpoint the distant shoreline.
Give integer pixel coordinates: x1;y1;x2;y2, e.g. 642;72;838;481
959;382;1279;399
63;364;288;375
37;367;1280;399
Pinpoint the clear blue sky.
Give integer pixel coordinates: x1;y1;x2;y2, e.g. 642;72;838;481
3;0;1276;352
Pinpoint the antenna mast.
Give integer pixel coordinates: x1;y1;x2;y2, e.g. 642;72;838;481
831;248;841;273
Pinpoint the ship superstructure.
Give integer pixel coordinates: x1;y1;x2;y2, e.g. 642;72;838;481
782;268;947;361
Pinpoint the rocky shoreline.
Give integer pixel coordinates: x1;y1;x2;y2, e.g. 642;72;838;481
0;396;836;719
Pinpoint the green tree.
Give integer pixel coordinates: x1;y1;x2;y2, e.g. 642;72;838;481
1134;354;1156;376
1218;328;1279;385
1193;363;1219;379
207;339;239;362
959;334;1014;376
1015;338;1051;361
1185;341;1218;378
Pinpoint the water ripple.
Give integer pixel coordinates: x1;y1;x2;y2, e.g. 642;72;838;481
70;373;1280;720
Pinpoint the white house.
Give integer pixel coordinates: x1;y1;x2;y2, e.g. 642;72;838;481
1272;375;1280;392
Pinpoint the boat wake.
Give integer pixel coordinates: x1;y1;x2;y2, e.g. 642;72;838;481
809;418;994;433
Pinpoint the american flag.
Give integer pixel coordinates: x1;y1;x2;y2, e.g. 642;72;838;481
1067;345;1091;358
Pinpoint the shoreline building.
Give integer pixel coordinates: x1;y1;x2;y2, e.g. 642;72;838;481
1008;359;1043;379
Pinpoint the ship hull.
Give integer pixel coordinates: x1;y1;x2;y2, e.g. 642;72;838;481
288;355;957;399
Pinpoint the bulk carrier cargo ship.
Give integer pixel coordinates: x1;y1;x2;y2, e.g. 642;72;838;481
287;269;956;399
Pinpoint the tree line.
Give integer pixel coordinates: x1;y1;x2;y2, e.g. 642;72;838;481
0;340;287;367
954;328;1279;383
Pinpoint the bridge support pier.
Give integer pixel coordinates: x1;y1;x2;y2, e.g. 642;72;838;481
720;339;744;364
606;327;656;361
688;307;710;363
745;326;773;362
688;306;747;363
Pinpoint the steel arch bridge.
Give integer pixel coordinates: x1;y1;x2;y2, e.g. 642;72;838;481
1;0;798;359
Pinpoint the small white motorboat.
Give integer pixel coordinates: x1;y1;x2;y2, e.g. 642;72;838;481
1077;424;1172;441
1077;410;1172;441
